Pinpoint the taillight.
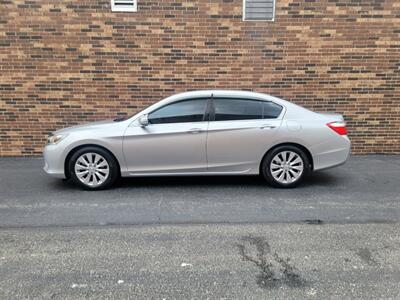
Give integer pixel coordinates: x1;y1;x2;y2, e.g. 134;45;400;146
327;121;347;135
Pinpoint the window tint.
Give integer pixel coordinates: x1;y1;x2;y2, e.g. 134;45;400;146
263;101;283;119
213;98;282;121
213;98;263;121
148;99;207;124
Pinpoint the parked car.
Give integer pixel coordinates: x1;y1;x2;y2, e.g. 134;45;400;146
43;90;350;190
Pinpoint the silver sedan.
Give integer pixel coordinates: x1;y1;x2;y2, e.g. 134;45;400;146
43;90;351;190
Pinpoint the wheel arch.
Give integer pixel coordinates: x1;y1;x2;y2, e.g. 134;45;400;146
260;142;314;173
64;144;121;179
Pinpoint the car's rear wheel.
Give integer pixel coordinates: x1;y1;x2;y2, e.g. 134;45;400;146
261;145;310;188
68;146;119;190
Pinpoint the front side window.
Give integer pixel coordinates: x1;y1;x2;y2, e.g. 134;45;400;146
213;98;282;121
148;99;208;124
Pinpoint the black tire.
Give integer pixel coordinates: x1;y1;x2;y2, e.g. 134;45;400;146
68;146;119;190
261;145;311;188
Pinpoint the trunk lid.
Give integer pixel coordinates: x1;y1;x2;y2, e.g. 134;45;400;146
317;112;344;122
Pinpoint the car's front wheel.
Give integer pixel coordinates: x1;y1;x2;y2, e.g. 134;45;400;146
68;146;119;190
261;146;310;188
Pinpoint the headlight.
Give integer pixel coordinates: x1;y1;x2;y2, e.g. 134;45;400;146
47;134;67;145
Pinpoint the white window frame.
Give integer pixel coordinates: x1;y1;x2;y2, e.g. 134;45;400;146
242;0;276;22
111;0;137;12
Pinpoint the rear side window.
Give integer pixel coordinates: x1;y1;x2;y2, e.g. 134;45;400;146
263;101;283;119
212;98;282;121
213;98;263;121
148;99;207;124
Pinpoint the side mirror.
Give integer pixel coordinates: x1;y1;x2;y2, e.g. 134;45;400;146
138;114;149;127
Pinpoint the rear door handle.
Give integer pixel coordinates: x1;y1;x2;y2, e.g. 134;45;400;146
260;124;276;129
187;128;202;134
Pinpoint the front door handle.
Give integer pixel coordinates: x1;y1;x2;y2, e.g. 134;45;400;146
260;124;276;129
187;128;202;134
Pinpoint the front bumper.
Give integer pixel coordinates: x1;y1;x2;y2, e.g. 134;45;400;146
43;144;66;179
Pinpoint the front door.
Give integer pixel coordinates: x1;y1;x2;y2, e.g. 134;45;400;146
123;98;209;174
206;98;283;173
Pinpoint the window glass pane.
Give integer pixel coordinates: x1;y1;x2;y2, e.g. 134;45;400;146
263;102;283;119
213;98;263;121
148;99;207;124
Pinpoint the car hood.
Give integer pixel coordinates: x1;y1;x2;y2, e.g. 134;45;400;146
53;120;117;134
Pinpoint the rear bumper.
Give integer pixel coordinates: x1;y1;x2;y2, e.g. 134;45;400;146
43;145;66;179
312;136;351;171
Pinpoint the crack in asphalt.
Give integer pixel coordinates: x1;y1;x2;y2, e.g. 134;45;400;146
237;236;306;289
356;248;379;266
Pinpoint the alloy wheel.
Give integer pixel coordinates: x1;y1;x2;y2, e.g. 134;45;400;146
74;152;110;187
269;151;304;184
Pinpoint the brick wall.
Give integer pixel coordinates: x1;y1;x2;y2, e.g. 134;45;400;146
0;0;399;156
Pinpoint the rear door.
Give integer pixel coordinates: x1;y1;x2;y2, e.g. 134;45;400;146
206;98;283;173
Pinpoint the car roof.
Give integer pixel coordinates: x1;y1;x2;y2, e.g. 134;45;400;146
165;90;280;102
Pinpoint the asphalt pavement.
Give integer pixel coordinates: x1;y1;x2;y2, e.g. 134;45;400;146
0;155;399;299
1;155;400;227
